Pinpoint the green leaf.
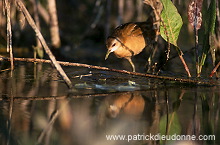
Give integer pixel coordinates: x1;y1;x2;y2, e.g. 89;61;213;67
205;0;216;34
159;112;181;144
36;47;44;58
160;0;183;47
33;45;44;58
198;0;216;74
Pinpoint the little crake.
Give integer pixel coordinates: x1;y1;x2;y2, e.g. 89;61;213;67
105;19;155;72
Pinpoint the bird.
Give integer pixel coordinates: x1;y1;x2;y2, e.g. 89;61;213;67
105;17;156;72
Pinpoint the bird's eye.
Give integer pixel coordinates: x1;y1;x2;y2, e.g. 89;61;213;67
112;43;116;47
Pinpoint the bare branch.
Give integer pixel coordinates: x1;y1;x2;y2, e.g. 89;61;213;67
0;57;216;85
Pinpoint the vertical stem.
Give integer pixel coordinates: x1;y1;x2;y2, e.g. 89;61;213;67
193;0;200;77
4;0;14;70
195;29;200;77
30;0;42;49
47;0;61;48
161;20;171;60
33;0;44;59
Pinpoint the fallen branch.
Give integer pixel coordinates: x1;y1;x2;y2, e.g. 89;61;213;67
0;57;216;85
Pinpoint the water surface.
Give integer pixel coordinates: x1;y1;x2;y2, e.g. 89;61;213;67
0;62;219;145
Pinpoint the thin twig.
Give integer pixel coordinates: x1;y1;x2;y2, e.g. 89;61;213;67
37;110;58;144
179;55;192;78
0;57;216;85
210;61;220;77
15;0;72;88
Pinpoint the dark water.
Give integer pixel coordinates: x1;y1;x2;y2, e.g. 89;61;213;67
0;63;219;145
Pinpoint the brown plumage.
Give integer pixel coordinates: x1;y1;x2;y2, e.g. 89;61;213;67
105;18;156;72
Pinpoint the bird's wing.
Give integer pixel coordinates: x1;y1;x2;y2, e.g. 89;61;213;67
123;23;144;37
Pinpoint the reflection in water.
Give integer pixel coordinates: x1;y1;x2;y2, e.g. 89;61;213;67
0;64;219;145
1;89;219;145
105;92;145;119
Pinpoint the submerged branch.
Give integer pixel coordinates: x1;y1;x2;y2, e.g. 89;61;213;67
0;57;216;85
0;90;192;101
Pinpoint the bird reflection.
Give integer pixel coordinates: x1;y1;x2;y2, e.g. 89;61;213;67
105;92;145;119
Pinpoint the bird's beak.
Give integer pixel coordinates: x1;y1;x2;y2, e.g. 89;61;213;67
105;49;111;60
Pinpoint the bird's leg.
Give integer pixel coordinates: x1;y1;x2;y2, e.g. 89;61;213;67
126;57;136;72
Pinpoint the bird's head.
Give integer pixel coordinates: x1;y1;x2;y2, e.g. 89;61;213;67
105;37;121;60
